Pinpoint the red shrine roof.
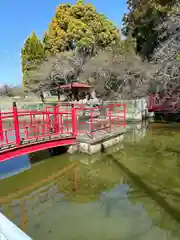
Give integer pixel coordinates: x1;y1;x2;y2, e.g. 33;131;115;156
59;82;91;89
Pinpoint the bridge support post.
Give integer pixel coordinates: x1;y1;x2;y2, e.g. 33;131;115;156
53;105;59;134
13;102;21;146
71;104;77;137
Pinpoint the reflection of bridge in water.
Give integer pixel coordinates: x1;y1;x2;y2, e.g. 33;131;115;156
1;167;178;240
1;135;180;239
0;163;78;233
0;155;31;180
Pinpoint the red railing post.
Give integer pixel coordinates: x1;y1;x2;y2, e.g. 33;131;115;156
123;104;126;128
53;105;59;134
108;106;112;132
0;109;4;141
46;110;51;134
71;104;77;137
13;102;21;146
90;109;93;138
30;111;33;128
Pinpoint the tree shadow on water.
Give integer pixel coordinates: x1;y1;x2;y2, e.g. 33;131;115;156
100;144;180;225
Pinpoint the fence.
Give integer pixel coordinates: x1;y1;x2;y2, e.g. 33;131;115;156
75;103;126;138
53;102;126;138
105;98;148;120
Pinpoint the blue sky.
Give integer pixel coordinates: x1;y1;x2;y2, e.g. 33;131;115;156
0;0;127;85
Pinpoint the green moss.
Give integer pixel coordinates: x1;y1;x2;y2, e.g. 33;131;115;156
0;151;72;197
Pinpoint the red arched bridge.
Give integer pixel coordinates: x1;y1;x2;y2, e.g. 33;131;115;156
0;102;126;162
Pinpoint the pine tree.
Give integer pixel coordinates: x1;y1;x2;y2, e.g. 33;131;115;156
122;0;174;58
21;32;46;85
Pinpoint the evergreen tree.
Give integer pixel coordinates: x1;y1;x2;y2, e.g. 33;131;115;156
76;0;84;4
43;2;120;54
21;1;121;86
122;0;175;59
21;32;45;85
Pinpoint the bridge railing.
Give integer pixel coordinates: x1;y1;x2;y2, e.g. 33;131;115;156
0;102;76;152
43;102;126;138
0;102;126;150
75;103;126;138
44;102;126;138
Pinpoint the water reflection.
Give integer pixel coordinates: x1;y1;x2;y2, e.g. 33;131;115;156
125;120;149;142
2;175;179;240
0;155;31;180
1;121;180;239
34;183;173;240
100;183;129;217
0;184;64;229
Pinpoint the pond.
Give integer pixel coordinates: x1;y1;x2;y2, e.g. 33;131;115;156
1;121;180;240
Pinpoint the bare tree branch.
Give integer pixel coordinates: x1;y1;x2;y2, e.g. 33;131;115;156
80;50;156;100
24;51;86;91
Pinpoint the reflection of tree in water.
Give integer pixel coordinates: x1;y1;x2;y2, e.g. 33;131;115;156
99;182;168;240
107;151;180;239
100;183;129;217
2;142;180;239
129;186;180;239
125;121;149;142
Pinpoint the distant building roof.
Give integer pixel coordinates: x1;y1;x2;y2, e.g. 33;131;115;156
59;82;91;89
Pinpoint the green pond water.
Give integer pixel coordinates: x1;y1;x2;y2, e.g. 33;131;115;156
1;121;180;239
